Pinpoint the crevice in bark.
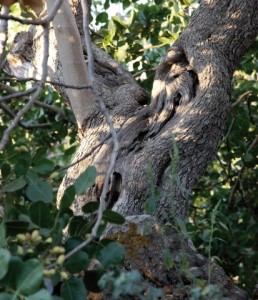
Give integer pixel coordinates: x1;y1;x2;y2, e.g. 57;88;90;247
106;171;122;208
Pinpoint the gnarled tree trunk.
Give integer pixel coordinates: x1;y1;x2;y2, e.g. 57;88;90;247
5;0;258;298
57;0;258;221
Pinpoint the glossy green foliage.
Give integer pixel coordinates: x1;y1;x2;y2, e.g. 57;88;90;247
92;0;199;92
188;40;258;294
0;66;127;298
0;162;126;298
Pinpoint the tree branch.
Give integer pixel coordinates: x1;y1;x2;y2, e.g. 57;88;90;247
0;82;65;116
0;23;50;150
60;0;120;261
0;5;8;67
0;102;51;129
45;0;96;128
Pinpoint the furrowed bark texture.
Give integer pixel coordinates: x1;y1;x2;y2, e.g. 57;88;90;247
65;0;258;220
5;0;258;298
5;1;258;220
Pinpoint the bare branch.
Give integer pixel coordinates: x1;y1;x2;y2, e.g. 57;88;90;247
0;23;50;150
228;134;258;208
81;0;94;83
0;5;8;67
0;82;65;116
45;0;96;128
0;86;37;103
57;134;111;172
0;102;51;129
0;76;92;90
0;0;63;25
63;0;120;260
231;91;252;108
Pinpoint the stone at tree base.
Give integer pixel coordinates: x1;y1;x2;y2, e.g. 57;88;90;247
91;215;249;300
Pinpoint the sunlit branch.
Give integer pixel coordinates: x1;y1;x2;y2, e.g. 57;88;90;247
63;0;120;260
0;5;8;67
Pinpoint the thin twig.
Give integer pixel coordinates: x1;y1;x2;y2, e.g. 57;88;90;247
228;135;258;209
0;82;65;116
34;101;65;116
0;5;9;67
57;134;111;172
231;91;251;108
63;0;120;260
224;115;235;141
0;87;37;103
0;0;63;25
0;24;50;150
82;0;94;83
0;102;51;129
0;76;92;90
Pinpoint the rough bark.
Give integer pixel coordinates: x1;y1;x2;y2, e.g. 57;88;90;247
4;1;258;298
5;0;258;218
92;216;249;300
60;0;258;221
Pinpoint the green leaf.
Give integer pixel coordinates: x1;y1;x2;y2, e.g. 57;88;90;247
59;186;75;215
14;159;30;177
26;289;52;300
64;251;89;274
33;159;54;175
61;278;86;300
82;201;99;214
29;202;53;228
0;293;18;300
97;242;124;268
0;256;23;289
145;196;156;214
16;259;43;296
219;221;229;231
2;177;26;192
175;218;188;237
124;9;134;27
112;15;125;27
115;43;129;61
0;249;11;280
5;221;30;236
68;216;91;237
1;163;11;179
96;12;108;24
26;179;53;203
102;210;125;225
163;250;173;269
158;36;175;44
243;152;253;162
0;221;6;248
74;166;97;195
33;147;47;163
